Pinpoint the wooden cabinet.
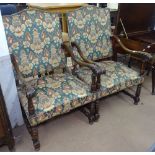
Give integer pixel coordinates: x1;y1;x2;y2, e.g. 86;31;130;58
0;85;14;151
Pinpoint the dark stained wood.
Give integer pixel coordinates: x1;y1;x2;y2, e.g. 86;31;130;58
115;4;155;48
123;84;142;105
0;85;15;151
115;4;155;95
115;3;155;36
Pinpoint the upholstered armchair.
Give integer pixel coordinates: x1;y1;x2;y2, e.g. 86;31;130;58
114;37;155;95
65;6;152;105
3;9;103;150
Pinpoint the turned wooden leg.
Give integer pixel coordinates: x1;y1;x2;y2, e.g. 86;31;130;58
94;100;100;122
134;84;142;105
21;107;40;151
88;102;95;124
31;126;40;151
24;118;32;135
96;75;101;90
24;119;40;151
80;102;96;125
91;73;97;92
152;66;155;95
146;64;151;76
8;137;15;151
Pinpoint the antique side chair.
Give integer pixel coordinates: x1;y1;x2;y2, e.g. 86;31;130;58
65;6;152;106
3;9;103;150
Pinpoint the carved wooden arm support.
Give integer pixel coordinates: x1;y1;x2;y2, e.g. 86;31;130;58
10;54;36;117
71;42;94;64
71;42;107;72
61;43;105;92
112;35;152;63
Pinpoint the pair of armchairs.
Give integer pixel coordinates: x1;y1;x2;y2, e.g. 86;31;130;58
3;6;151;151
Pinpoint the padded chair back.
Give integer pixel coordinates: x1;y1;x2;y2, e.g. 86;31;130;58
67;6;113;61
3;9;66;78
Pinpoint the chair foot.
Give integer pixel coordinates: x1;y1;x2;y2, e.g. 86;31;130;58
21;105;40;151
80;102;96;124
94;101;100;122
88;116;95;125
33;140;40;151
94;113;100;122
123;84;142;105
134;97;140;105
31;126;40;151
152;91;155;95
134;84;142;105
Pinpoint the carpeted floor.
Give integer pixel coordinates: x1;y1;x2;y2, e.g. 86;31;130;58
0;74;155;152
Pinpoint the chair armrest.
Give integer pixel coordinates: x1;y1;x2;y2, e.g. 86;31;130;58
10;54;36;116
71;42;94;64
70;42;106;74
61;43;105;92
61;43;105;75
112;35;152;63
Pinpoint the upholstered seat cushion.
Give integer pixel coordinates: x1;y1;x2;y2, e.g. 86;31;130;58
19;73;96;126
74;61;144;99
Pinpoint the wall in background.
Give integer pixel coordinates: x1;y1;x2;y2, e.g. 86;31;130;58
0;11;24;128
107;3;118;10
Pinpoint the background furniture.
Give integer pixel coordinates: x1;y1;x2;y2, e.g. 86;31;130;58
28;3;87;32
0;85;14;151
115;3;155;42
0;4;17;15
115;3;155;94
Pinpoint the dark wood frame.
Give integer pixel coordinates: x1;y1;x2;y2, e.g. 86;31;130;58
0;85;15;151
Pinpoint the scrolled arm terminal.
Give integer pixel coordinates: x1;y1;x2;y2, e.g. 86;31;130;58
112;35;152;63
61;43;105;92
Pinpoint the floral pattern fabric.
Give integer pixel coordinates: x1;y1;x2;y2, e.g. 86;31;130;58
3;9;97;126
74;61;144;99
67;6;113;61
3;9;66;78
19;73;96;126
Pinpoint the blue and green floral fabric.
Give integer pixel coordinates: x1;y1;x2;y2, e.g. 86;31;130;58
3;9;66;78
67;6;113;61
67;6;143;99
75;61;144;98
3;9;97;126
19;73;96;126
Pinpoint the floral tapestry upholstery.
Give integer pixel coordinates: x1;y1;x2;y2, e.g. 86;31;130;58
67;6;113;61
74;61;144;99
3;9;66;78
19;73;96;126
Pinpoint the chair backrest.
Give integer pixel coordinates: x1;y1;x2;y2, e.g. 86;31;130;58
67;6;113;61
3;9;66;79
